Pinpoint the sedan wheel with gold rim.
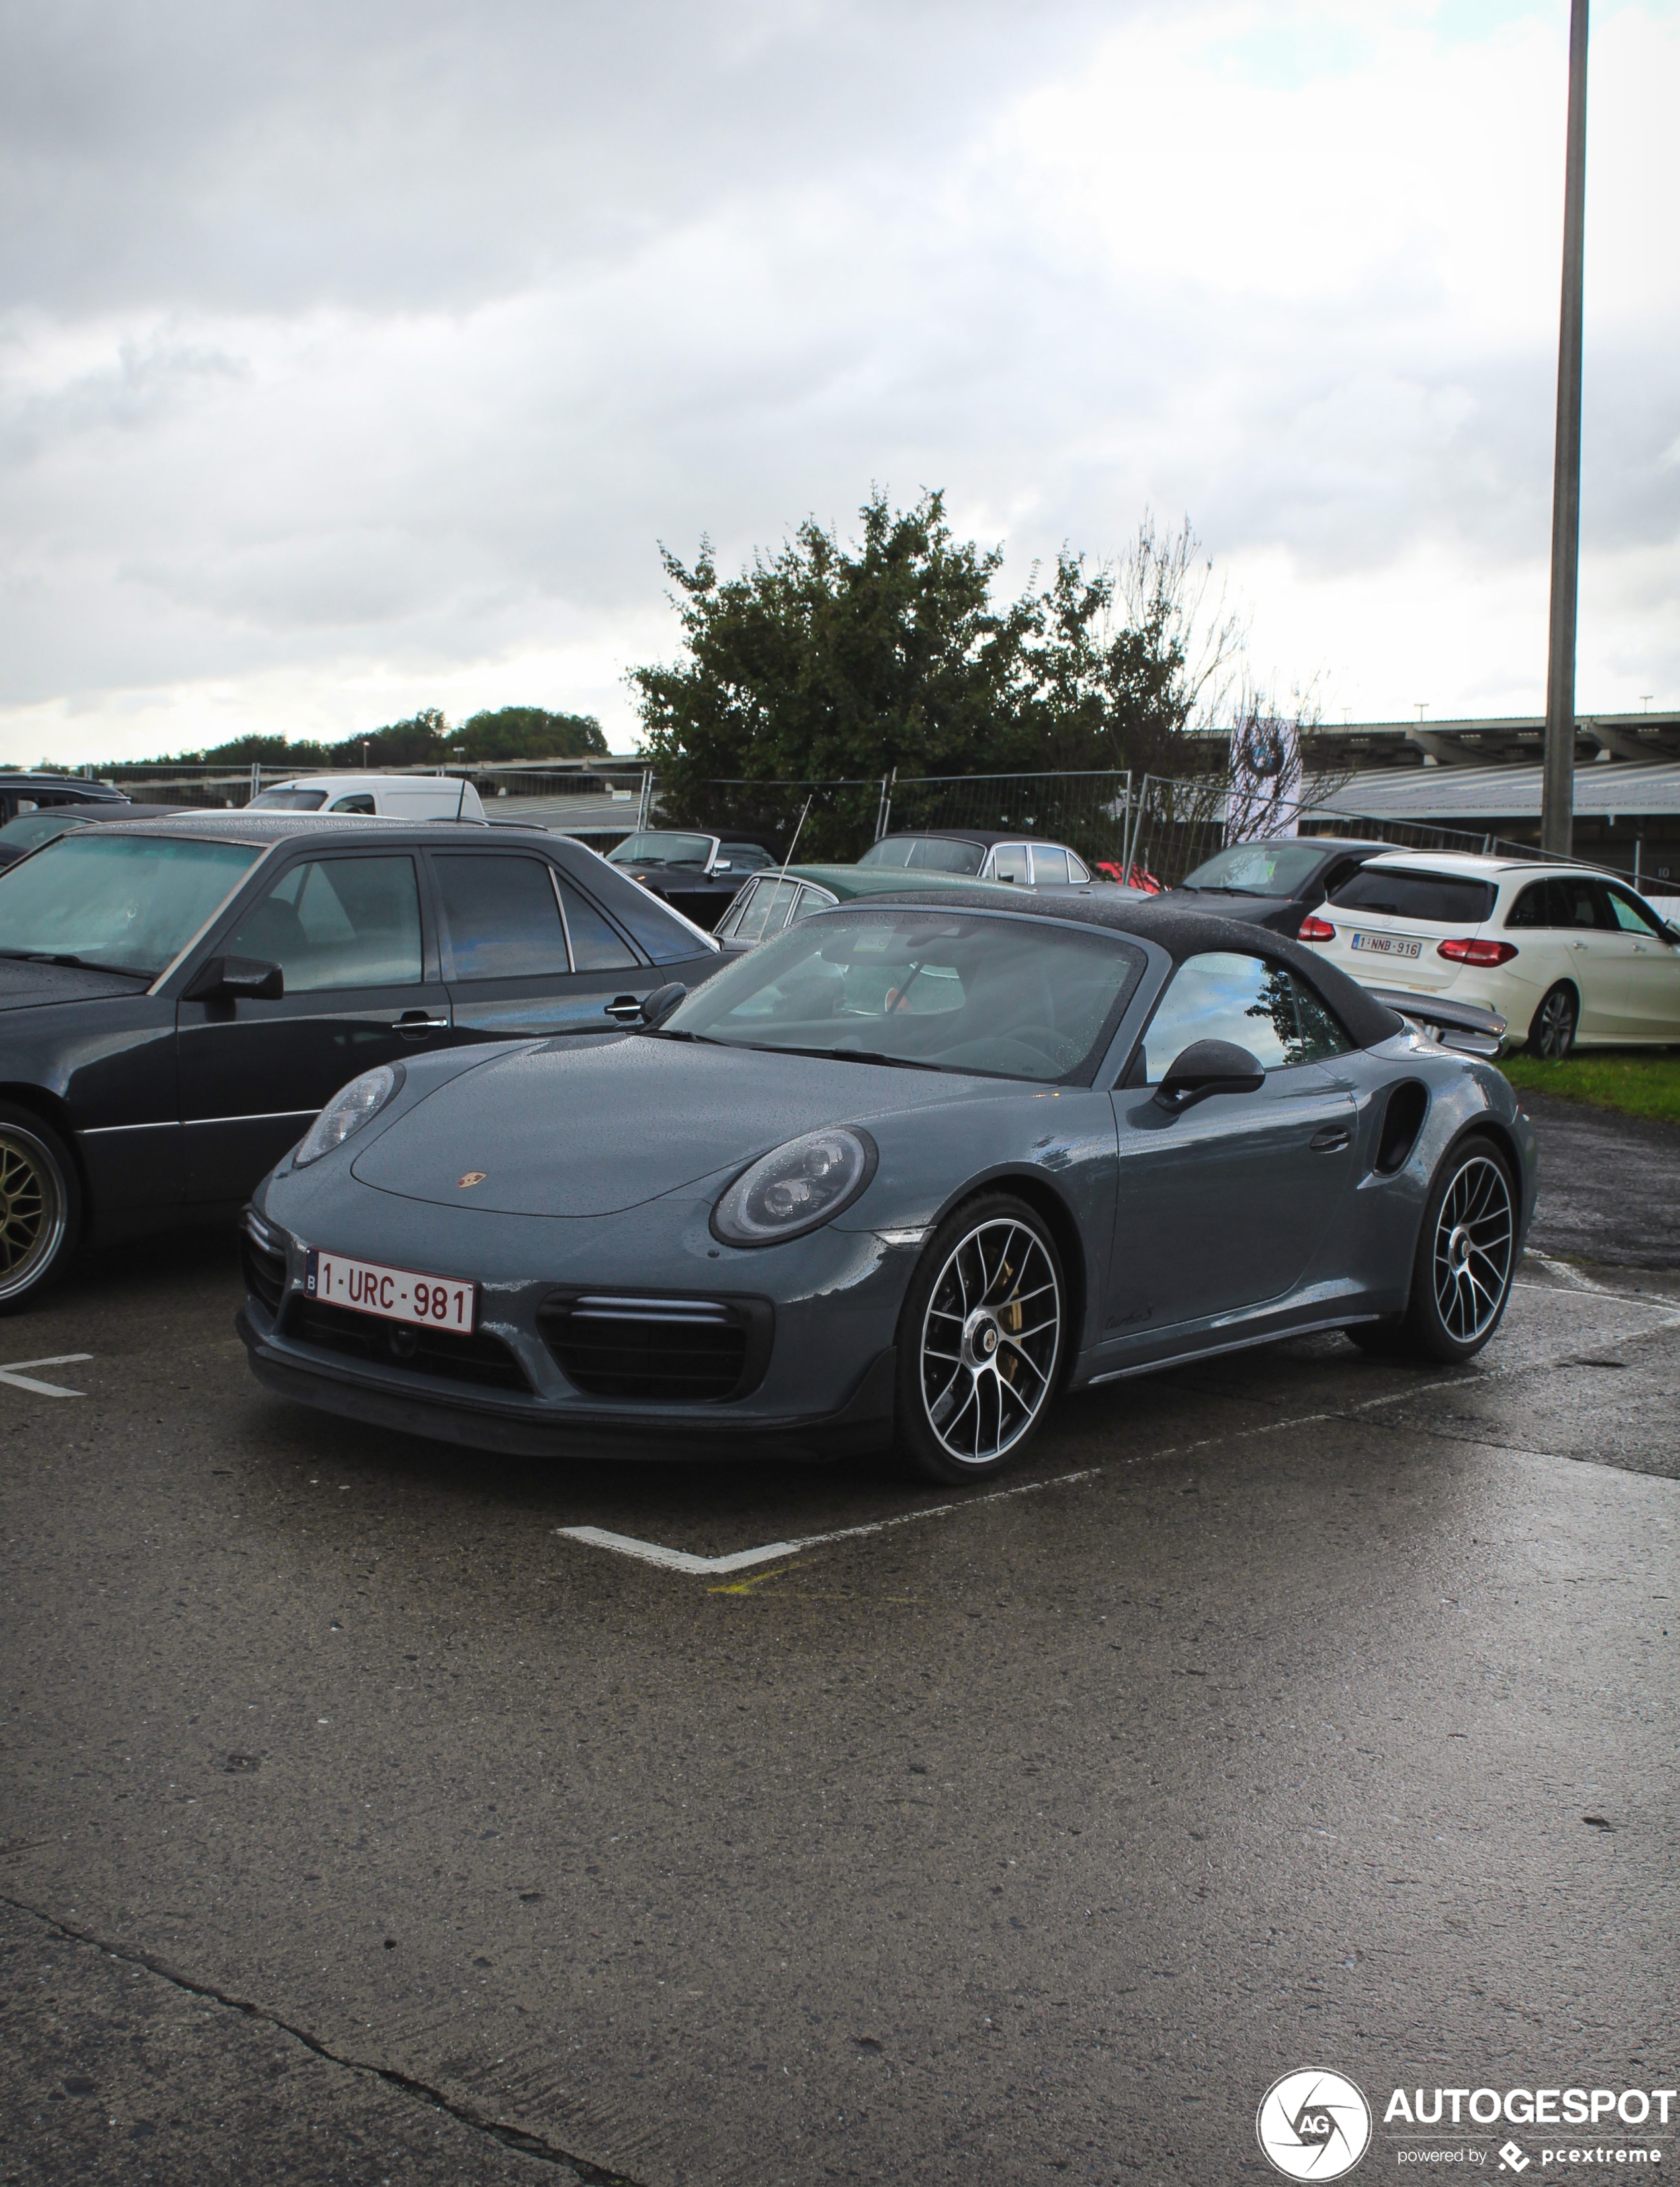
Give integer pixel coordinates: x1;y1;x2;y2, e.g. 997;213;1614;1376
0;1108;79;1311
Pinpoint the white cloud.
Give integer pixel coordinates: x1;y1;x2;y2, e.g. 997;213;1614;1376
1;0;1675;763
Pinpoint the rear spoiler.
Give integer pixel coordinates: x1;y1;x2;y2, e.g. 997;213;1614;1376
1365;986;1507;1059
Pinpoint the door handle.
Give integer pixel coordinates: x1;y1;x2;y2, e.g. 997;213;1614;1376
395;1011;450;1035
604;995;643;1022
1309;1125;1351;1153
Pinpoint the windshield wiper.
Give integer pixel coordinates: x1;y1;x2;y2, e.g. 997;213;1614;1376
0;949;155;975
729;1041;948;1073
637;1026;727;1045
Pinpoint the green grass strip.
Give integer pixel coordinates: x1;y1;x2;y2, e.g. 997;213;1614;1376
1499;1048;1680;1127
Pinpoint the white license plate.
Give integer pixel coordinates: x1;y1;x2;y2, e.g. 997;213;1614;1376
305;1249;476;1333
1350;931;1423;960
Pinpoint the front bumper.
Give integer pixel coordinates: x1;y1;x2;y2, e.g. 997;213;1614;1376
237;1307;898;1460
236;1190;911;1460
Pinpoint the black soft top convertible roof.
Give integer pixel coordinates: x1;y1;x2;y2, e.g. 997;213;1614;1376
837;887;1408;1053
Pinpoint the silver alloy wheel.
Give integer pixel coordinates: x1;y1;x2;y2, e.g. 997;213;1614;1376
919;1216;1062;1465
1430;1152;1514;1344
1534;986;1576;1059
0;1123;68;1303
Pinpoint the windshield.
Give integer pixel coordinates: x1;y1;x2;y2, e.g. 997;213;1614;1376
0;810;95;850
1180;841;1329;895
0;833;264;977
247;788;328;811
663;908;1143;1081
608;832;713;869
859;837;987;876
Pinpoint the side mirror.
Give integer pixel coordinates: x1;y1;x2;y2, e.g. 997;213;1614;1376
185;955;284;1003
639;981;688;1027
1154;1039;1265;1115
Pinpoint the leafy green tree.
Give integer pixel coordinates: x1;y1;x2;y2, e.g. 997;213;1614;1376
456;706;608;761
631;495;1236;850
632;491;1039;847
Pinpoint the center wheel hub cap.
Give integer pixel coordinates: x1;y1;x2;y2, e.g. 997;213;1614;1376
1447;1223;1472;1272
961;1309;1001;1367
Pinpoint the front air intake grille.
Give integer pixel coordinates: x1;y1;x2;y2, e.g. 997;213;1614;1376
241;1223;288;1315
283;1297;532;1391
537;1291;773;1403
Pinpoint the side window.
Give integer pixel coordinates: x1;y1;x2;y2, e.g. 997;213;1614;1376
1066;852;1091;884
1030;846;1070;885
1504;882;1549;929
790;885;835;925
222;856;423;992
435;856;570;981
554;874;636;970
1548;876;1607;929
727;876;802;943
1140;951;1350;1082
991;844;1030;884
328;793;376;814
1605;886;1664;937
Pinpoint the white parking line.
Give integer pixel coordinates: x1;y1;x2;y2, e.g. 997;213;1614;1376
0;1354;93;1399
556;1290;1680;1579
559;1467;1103;1575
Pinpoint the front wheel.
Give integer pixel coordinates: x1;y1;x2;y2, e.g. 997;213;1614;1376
895;1194;1065;1485
0;1105;82;1314
1527;982;1577;1059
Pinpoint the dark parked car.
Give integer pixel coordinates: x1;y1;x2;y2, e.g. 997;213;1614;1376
0;813;721;1309
1165;837;1392;936
0;801;186;872
235;892;1536;1483
605;832;778;929
859;829;1095;888
0;774;131;826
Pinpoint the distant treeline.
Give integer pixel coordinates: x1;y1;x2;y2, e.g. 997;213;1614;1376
65;705;611;775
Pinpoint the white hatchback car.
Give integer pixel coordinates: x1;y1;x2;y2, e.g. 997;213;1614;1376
1300;851;1680;1056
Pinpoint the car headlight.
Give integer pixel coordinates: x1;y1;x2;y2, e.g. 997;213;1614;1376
293;1064;404;1169
711;1126;877;1247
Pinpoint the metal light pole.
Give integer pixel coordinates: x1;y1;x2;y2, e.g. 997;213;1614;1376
1542;0;1589;857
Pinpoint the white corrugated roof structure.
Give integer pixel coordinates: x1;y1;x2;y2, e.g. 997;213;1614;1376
1308;761;1680;823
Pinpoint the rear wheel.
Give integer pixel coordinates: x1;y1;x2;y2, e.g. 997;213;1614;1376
1527;982;1577;1059
896;1194;1065;1485
0;1105;81;1314
1402;1135;1518;1363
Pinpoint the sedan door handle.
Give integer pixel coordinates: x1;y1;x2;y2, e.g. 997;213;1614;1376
604;994;643;1022
1309;1125;1351;1153
395;1011;450;1035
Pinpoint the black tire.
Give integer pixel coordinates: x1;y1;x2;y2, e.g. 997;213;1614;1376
1344;1317;1406;1356
1527;981;1577;1059
0;1103;82;1315
894;1192;1066;1485
1390;1133;1517;1364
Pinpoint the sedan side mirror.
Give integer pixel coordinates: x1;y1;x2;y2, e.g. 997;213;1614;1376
639;981;688;1027
185;955;284;1002
1154;1039;1265;1115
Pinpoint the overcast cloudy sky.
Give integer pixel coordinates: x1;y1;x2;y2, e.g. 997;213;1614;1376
3;0;1675;761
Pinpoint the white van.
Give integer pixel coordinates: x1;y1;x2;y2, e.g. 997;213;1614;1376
246;773;487;821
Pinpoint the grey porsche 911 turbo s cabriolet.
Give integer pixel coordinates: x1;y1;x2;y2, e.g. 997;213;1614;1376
236;893;1537;1483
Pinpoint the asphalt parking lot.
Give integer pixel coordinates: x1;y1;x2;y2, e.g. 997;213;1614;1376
4;1100;1677;2186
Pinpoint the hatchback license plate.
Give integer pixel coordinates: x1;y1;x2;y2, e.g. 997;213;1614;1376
306;1249;476;1333
1350;932;1423;960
